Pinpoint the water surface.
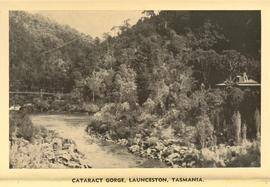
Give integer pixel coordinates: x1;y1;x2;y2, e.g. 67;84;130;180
30;114;166;168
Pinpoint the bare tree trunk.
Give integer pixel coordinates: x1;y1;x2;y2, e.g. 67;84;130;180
232;110;241;145
92;91;95;103
254;108;260;140
242;122;247;143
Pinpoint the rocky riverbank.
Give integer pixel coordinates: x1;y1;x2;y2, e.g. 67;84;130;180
86;127;260;168
10;126;92;168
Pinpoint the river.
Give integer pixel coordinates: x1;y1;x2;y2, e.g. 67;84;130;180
30;114;166;168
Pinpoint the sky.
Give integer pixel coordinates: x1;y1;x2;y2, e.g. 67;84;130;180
28;10;143;38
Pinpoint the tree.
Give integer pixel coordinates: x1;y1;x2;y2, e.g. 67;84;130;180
227;87;244;110
222;51;249;82
142;10;156;18
85;71;103;102
114;64;137;105
196;115;215;148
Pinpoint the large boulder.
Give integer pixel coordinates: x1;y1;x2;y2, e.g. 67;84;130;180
145;137;159;146
129;145;140;153
52;138;63;151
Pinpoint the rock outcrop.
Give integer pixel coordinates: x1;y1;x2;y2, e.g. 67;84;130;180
10;130;91;168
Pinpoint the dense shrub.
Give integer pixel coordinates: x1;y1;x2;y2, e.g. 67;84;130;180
10;111;35;141
50;99;66;111
198;140;260;167
226;141;260;167
227;87;244;110
205;89;226;109
87;118;103;133
82;103;100;114
143;98;156;113
172;121;197;146
113;125;131;139
33;98;50;112
196;115;215;148
162;109;181;127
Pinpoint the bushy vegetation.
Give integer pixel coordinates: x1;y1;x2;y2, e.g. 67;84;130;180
10;11;261;167
9;111;35;141
198;141;260;167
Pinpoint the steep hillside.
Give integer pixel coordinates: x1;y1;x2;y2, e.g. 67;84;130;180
10;11;97;92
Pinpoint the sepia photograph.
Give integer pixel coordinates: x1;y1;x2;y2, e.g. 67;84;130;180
9;10;261;169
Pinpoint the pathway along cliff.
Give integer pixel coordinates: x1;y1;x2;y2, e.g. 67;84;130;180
30;114;165;168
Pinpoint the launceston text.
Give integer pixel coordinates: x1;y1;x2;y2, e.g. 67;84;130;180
128;178;168;182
